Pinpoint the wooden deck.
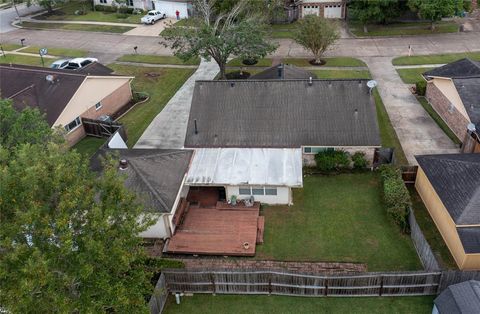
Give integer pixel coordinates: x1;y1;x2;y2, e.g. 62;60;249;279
167;203;262;256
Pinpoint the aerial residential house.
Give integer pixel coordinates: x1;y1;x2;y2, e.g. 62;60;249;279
433;280;480;314
423;58;480;149
415;154;480;270
249;63;317;80
298;0;347;18
0;63;133;146
94;0;192;18
183;79;381;205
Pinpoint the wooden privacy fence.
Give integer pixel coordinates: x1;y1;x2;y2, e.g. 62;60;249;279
163;270;441;297
401;166;418;184
409;209;441;271
149;273;168;314
82;117;125;139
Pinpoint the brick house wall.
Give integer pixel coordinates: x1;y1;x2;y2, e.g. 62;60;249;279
65;81;132;146
425;82;469;142
302;146;377;167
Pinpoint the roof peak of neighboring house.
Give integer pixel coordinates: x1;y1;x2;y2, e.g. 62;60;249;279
249;64;318;80
435;280;480;313
415;154;480;226
424;58;480;79
0;63;119;77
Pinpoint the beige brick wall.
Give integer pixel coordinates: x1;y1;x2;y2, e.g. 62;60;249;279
425;82;469;142
64;81;132;147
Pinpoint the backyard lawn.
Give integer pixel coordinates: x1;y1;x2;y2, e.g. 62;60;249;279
72;137;105;157
108;64;195;147
19;46;87;58
393;51;480;66
396;67;435;84
163;294;435;314
33;2;140;24
0;54;57;66
283;57;366;67
349;21;458;37
256;173;421;271
409;187;457;269
117;54;200;66
20;21;134;33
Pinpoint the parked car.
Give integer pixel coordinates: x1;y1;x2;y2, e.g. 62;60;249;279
50;59;71;69
65;57;98;70
141;10;166;24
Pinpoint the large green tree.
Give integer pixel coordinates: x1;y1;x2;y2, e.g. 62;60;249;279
26;0;67;13
293;15;339;65
0;100;156;313
161;0;277;79
408;0;458;30
348;0;402;33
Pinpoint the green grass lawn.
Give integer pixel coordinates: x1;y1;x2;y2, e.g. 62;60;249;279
33;2;140;24
416;96;461;145
350;21;458;37
393;51;480;66
0;43;22;51
19;46;87;58
396;67;435;84
117;54;200;65
256;173;421;271
268;22;298;39
72;137;105;157
0;54;57;66
373;89;408;165
227;58;273;67
20;21;134;33
164;292;434;314
408;187;458;269
108;64;195;147
311;69;371;79
283;57;366;67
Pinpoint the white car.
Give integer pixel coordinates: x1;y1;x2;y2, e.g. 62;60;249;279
141;10;166;24
65;57;98;69
50;59;71;69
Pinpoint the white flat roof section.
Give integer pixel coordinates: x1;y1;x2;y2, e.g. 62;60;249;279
186;148;303;187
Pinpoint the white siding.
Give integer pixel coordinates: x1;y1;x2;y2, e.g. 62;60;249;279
139;213;170;238
226;186;291;205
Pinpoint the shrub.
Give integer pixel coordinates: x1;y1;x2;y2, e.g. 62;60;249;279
95;5;117;13
133;91;149;103
379;165;411;233
416;80;426;96
118;6;134;14
315;150;350;172
116;13;128;19
463;0;472;13
94;5;104;11
352;151;368;169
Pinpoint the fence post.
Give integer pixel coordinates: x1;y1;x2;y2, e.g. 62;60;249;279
268;272;272;295
324;278;328;296
379;276;384;296
210;272;216;295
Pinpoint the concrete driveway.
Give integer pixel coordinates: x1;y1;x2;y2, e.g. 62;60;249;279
124;17;175;36
134;59;219;149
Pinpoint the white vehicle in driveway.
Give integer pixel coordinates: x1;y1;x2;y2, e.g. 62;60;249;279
65;57;98;69
50;59;70;69
141;10;166;24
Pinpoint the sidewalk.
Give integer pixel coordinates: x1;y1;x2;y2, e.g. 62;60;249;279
134;59;219;149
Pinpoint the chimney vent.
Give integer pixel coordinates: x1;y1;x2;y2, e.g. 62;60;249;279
277;64;283;79
354;109;359;120
230;82;235;87
194;119;198;134
119;159;128;170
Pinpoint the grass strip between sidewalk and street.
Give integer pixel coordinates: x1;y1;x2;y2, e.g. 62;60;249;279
19;46;87;58
283;57;366;67
350;21;458;37
117;54;200;66
311;69;371;79
0;54;57;66
0;43;23;51
20;21;135;33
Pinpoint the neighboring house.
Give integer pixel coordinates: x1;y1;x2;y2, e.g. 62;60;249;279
92;148;193;239
433;280;480;314
183;78;381;204
423;58;480;144
249;63;317;80
298;0;347;19
94;0;192;18
0;63;133;146
415;154;480;270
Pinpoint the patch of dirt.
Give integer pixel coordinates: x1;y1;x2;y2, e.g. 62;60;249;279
308;59;327;66
144;72;161;78
33;11;66;20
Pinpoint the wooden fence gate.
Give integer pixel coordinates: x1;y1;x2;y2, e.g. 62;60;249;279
82;117;125;139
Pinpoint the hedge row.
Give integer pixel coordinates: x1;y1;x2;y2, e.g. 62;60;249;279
314;150;368;172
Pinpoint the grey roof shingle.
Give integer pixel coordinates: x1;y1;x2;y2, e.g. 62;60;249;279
457;227;480;254
249;64;317;80
416;154;480;225
184;79;381;148
424;58;480;79
452;78;480;125
434;280;480;314
92;149;192;213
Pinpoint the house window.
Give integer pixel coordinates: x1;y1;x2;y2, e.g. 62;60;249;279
265;188;277;196
95;102;102;110
65;117;81;133
303;147;335;154
126;0;133;6
239;187;251;195
99;0;107;3
252;187;264;195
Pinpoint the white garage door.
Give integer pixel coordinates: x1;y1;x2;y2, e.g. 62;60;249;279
302;5;319;17
154;0;188;18
324;4;343;19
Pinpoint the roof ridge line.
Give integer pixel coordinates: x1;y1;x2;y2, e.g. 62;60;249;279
420;155;480;167
0;64;87;77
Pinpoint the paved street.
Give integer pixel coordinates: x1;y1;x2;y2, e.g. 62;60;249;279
0;3;41;33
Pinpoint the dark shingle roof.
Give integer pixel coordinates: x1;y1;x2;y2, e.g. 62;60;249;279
457;227;480;254
453;78;480;125
184;79;381;148
434;280;480;314
424;58;480;79
77;62;115;76
416;154;480;225
0;63;118;126
92;149;192;213
249;64;317;80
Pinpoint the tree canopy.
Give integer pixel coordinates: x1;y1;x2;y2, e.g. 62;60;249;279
293;15;339;65
26;0;66;13
408;0;458;30
0;99;157;313
348;0;403;33
161;0;277;79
